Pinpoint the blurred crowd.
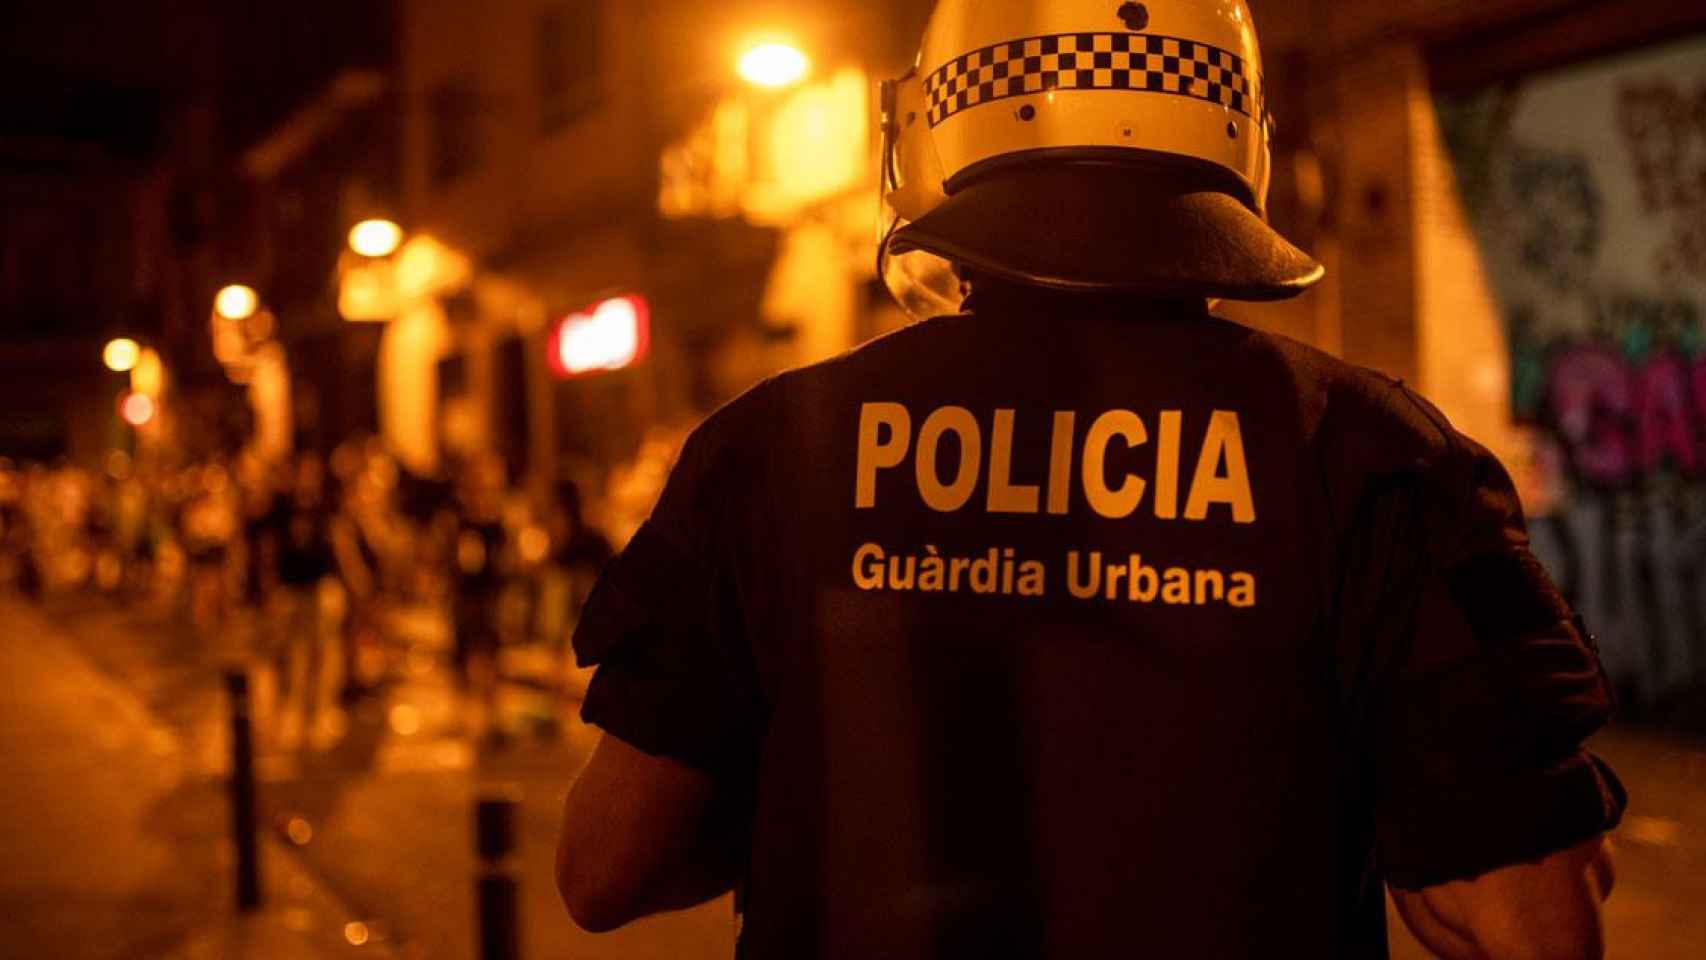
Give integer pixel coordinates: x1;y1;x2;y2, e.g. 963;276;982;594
0;440;618;746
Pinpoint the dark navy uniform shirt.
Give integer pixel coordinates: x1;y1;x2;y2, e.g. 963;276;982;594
573;293;1625;959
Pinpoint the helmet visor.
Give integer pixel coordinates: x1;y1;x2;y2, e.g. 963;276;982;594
877;73;962;321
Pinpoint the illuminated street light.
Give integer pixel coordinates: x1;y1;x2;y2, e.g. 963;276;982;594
349;218;404;258
215;284;260;321
103;337;141;373
119;392;156;427
739;42;810;88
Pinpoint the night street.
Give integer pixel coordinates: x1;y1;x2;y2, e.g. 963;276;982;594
3;0;1704;955
0;595;733;959
0;592;1698;958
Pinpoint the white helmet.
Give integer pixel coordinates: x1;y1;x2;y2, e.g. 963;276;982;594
880;0;1323;315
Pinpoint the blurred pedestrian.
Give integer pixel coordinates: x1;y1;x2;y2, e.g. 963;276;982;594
329;462;384;704
537;479;612;698
180;462;238;636
451;454;510;741
556;1;1624;957
264;452;335;749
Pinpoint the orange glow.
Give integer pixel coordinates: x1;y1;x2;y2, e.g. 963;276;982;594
340;258;400;321
739;42;809;88
119;393;155;427
753;68;868;222
215;284;260;321
344;922;370;946
245;308;277;342
660;68;869;224
131;348;165;397
103;338;141;373
388;704;422;736
518;525;550;564
549;295;650;377
287;817;314;845
395;234;471;301
349;219;404;258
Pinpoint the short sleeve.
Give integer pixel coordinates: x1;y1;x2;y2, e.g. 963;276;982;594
572;389;770;777
1337;389;1626;890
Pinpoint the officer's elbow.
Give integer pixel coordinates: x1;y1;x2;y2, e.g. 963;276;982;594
555;840;642;933
557;870;642;933
562;889;638;934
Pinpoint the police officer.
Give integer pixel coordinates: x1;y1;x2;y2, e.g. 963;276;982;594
557;2;1625;957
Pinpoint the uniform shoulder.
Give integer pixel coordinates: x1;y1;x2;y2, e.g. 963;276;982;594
1229;322;1463;470
668;375;785;484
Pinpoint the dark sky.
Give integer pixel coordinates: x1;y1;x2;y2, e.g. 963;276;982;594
1;1;390;163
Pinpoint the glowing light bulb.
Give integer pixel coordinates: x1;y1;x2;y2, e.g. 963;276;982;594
103;338;141;373
349;219;404;258
120;392;156;427
739;42;809;88
215;284;260;321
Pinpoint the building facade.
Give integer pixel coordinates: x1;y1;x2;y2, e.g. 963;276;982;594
387;0;922;523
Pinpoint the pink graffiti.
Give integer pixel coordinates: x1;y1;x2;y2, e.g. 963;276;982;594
1550;344;1635;486
1637;352;1698;474
1548;344;1706;485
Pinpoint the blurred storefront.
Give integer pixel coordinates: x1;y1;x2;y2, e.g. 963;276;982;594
389;0;920;536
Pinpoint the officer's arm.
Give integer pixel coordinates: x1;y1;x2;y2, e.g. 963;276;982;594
1390;835;1614;960
555;734;738;933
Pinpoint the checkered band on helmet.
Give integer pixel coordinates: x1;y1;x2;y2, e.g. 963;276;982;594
924;32;1259;128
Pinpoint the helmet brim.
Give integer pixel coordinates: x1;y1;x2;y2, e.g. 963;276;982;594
888;161;1325;302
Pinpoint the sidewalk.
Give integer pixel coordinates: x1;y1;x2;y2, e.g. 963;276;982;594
0;596;396;960
35;593;736;960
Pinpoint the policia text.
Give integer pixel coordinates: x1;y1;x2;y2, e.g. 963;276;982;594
855;403;1256;523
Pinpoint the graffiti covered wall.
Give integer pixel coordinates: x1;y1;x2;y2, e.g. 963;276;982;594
1439;33;1706;707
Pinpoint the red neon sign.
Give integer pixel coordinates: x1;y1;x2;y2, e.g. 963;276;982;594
548;295;650;378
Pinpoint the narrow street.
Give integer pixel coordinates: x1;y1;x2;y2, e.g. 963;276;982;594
4;591;1702;958
2;594;733;959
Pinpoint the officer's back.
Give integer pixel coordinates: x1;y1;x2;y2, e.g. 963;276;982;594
755;291;1342;956
562;1;1622;955
574;283;1618;956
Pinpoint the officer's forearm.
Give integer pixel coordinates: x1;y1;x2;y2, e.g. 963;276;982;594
556;735;741;932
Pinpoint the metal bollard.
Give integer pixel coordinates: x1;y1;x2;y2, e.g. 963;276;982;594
225;669;263;911
476;787;522;960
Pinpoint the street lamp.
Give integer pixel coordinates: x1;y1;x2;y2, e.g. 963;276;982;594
349;219;404;258
738;42;810;88
215;284;260;322
103;337;141;373
119;392;156;427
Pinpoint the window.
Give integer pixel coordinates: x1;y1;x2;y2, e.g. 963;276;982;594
539;3;603;133
430;78;483;185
